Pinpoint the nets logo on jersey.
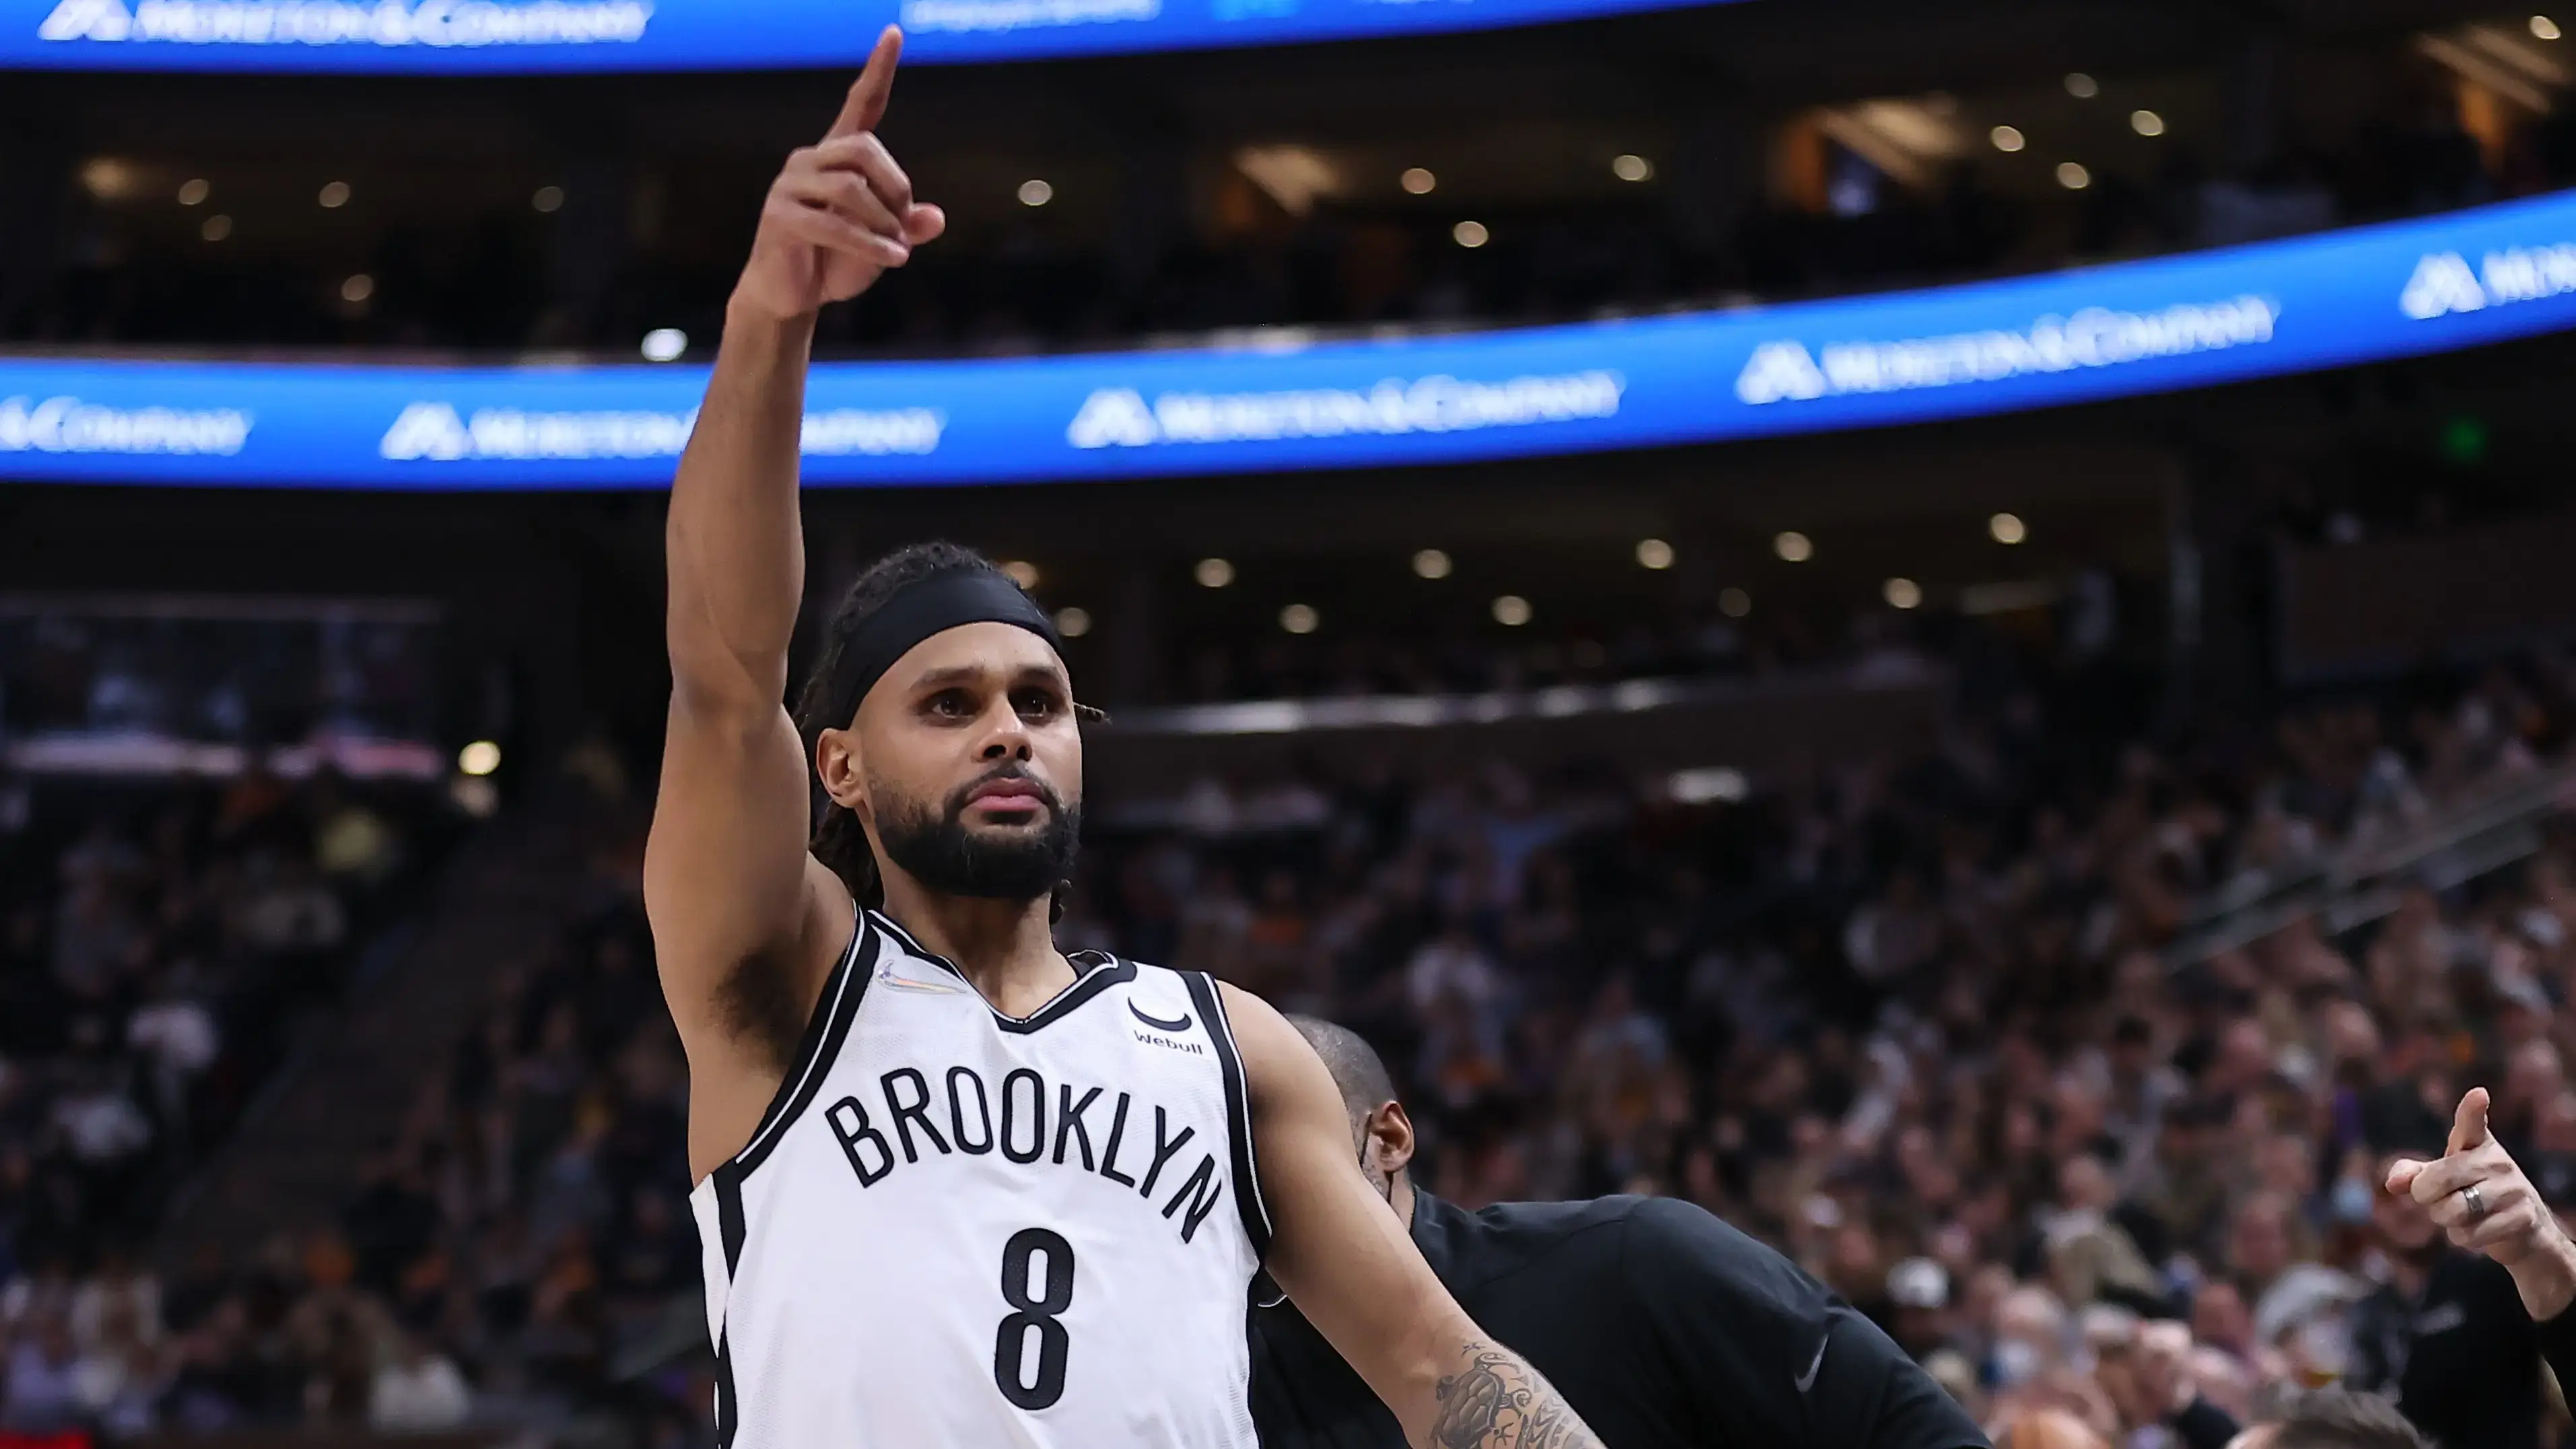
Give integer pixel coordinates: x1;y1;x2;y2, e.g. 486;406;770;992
827;1064;1229;1244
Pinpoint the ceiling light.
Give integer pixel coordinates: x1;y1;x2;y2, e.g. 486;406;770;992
2065;72;2099;99
1670;766;1749;805
640;328;688;363
1773;531;1814;563
1991;126;2027;154
1884;578;1924;610
1453;220;1489;249
1635;538;1674;570
1491;595;1533;627
1002;560;1041;589
1018;178;1053;207
340;273;374;304
1612;154;1653;182
2131;110;2167;137
176;178;209;207
1279;603;1318;635
1989;512;2028;545
80;159;137;201
1719;588;1752;618
318;180;351;209
2536;14;2562;39
1413;548;1453;580
1401;167;1437;195
1055;607;1091;638
1237;145;1341;216
458;740;502;777
2057;162;2093;191
201;215;232;242
532;185;566;213
1196;558;1235;589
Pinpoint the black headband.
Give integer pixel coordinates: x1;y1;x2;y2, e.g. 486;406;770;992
821;568;1063;731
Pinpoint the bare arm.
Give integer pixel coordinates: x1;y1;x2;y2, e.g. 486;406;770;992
643;27;945;1180
1223;984;1602;1449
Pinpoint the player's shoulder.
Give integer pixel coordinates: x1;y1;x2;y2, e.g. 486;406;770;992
1621;1197;1838;1318
1460;1192;1646;1242
1415;1193;1640;1290
1453;1193;1736;1265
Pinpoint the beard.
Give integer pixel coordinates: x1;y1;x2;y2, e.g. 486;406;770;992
873;766;1081;904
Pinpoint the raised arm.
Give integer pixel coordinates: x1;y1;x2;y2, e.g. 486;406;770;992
644;27;945;1182
1223;984;1602;1449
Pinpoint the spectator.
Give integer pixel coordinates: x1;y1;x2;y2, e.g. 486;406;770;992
2344;1141;2546;1449
2223;1388;2433;1449
368;1328;471;1434
1;1318;82;1437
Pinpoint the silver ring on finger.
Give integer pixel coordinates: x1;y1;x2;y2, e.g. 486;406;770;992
2463;1183;2490;1220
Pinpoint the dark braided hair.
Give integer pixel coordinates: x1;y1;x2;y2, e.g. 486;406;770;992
792;541;1091;922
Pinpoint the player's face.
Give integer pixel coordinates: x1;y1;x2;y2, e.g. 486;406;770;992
838;622;1084;902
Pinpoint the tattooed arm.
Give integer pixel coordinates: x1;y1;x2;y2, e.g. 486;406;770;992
1427;1343;1598;1449
1224;985;1604;1449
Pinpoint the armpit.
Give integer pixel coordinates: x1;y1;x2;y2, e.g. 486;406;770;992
712;948;812;1072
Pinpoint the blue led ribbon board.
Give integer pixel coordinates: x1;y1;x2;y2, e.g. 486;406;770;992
4;190;2575;488
5;0;1735;72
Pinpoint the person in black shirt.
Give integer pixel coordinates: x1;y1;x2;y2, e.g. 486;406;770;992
2371;1086;2576;1442
2340;1216;2538;1449
1250;1018;1989;1449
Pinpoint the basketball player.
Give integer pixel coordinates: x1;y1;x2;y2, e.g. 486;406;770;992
646;28;1603;1449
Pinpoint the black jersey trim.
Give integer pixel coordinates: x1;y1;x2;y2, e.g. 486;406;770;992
996;955;1137;1034
712;1328;740;1449
1184;971;1273;1260
730;910;873;1180
714;1162;748;1275
867;906;946;967
868;909;1134;1034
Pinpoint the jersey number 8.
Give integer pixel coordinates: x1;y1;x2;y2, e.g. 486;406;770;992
993;1227;1076;1410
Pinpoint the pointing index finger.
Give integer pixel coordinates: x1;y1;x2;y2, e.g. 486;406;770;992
829;26;904;139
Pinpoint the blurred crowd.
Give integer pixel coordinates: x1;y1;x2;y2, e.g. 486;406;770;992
0;772;444;1442
13;78;2565;360
1162;597;1874;706
11;627;2576;1448
0;612;440;754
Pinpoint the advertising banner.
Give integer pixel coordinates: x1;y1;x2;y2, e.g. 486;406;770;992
5;190;2575;489
5;0;1728;71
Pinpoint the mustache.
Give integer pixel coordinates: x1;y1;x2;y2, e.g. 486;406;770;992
947;764;1065;817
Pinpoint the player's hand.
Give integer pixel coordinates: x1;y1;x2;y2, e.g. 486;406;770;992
731;26;947;323
2387;1086;2576;1319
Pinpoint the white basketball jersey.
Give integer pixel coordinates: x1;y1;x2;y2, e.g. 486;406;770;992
690;908;1273;1449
